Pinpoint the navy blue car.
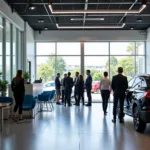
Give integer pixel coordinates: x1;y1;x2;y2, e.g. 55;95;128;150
124;74;150;132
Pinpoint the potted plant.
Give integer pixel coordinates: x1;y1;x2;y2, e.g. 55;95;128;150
0;80;8;96
23;72;30;84
0;72;8;96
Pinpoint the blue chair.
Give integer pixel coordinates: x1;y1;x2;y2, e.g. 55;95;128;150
0;97;13;119
38;92;53;112
22;95;37;119
0;97;13;103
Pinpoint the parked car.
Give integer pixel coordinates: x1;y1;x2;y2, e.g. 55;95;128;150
92;81;100;93
43;81;74;97
123;74;150;132
43;81;55;91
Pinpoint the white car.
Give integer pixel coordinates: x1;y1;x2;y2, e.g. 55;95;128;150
43;81;55;91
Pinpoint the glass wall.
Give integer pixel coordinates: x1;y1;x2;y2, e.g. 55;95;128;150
36;42;81;83
0;16;3;73
36;42;146;82
13;27;17;76
6;21;11;82
0;14;23;82
36;41;146;102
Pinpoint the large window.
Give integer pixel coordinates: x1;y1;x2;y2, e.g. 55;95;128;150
109;56;135;80
0;16;3;73
36;43;55;55
85;56;108;81
57;42;80;55
36;56;56;82
6;21;11;82
13;27;16;76
110;42;135;55
84;42;109;55
36;42;146;85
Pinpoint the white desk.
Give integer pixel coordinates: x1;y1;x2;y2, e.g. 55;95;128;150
0;103;11;131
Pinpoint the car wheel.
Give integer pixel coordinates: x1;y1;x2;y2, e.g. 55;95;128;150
133;106;146;132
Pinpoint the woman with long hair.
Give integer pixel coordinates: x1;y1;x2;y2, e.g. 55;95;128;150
11;70;25;120
100;72;111;115
77;75;84;106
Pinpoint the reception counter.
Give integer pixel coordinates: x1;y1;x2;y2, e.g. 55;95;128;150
8;83;43;118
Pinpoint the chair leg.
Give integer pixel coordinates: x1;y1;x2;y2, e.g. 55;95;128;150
48;101;52;112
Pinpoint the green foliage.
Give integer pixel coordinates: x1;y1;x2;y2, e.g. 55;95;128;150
127;42;143;55
0;72;8;96
23;72;30;80
93;72;103;81
37;64;53;82
37;56;66;82
117;56;134;80
47;56;66;76
71;67;81;77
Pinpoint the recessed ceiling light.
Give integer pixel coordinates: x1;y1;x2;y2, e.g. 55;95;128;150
71;18;104;21
137;18;142;22
44;27;48;30
130;27;134;30
0;25;3;28
28;4;36;10
38;19;44;23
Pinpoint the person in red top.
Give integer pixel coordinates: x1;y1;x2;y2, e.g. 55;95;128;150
11;70;25;121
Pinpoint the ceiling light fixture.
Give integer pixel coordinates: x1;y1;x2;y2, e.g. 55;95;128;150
56;23;126;29
38;19;44;23
71;18;104;21
44;27;48;30
0;25;3;28
49;1;147;14
137;18;142;22
130;27;134;30
28;4;36;10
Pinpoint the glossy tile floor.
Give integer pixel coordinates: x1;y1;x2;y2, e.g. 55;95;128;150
0;103;150;150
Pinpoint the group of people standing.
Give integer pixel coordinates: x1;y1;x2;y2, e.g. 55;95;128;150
55;67;128;123
55;70;93;107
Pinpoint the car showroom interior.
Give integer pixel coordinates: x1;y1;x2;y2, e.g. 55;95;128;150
0;0;150;150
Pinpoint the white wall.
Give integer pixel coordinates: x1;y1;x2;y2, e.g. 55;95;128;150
146;28;150;73
0;0;24;30
35;30;146;42
26;22;35;83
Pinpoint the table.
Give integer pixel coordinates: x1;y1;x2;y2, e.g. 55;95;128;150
0;103;11;131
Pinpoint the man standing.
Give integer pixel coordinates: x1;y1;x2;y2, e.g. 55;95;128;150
111;67;128;123
55;73;61;105
63;72;73;106
61;73;67;104
74;72;79;105
85;70;92;106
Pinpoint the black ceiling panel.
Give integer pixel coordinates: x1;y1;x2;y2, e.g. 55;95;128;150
4;0;150;30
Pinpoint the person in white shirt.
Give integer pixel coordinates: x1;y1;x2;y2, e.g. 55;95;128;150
100;72;111;115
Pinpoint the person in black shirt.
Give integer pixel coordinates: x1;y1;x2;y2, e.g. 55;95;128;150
77;75;84;106
55;73;61;105
11;70;25;120
85;70;92;106
111;67;128;123
63;72;73;106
